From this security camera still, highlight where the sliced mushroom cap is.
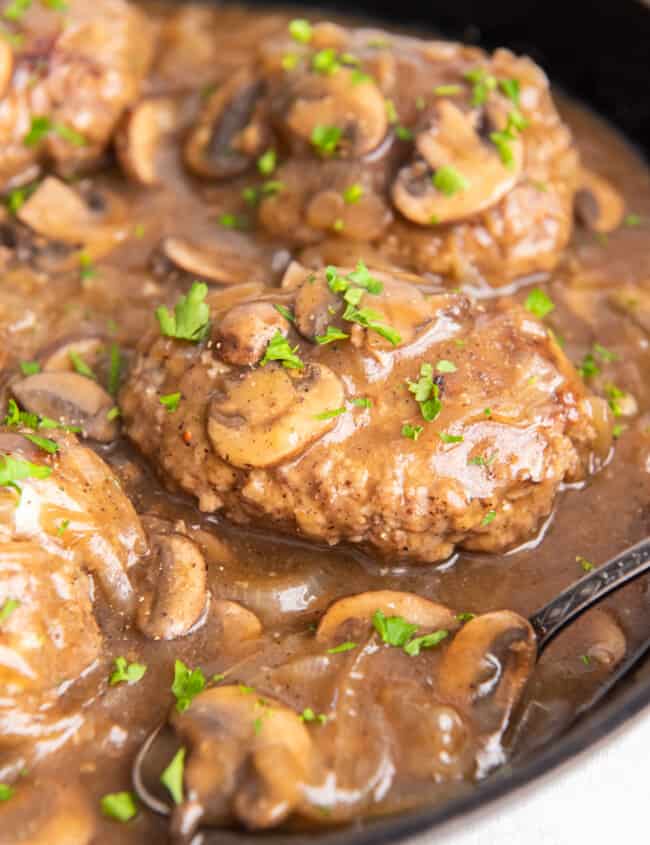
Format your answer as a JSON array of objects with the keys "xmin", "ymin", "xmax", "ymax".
[
  {"xmin": 214, "ymin": 302, "xmax": 288, "ymax": 366},
  {"xmin": 207, "ymin": 363, "xmax": 344, "ymax": 469},
  {"xmin": 608, "ymin": 283, "xmax": 650, "ymax": 334},
  {"xmin": 213, "ymin": 599, "xmax": 263, "ymax": 646},
  {"xmin": 0, "ymin": 39, "xmax": 13, "ymax": 101},
  {"xmin": 0, "ymin": 781, "xmax": 96, "ymax": 845},
  {"xmin": 392, "ymin": 99, "xmax": 523, "ymax": 225},
  {"xmin": 116, "ymin": 97, "xmax": 180, "ymax": 186},
  {"xmin": 293, "ymin": 274, "xmax": 340, "ymax": 341},
  {"xmin": 161, "ymin": 235, "xmax": 267, "ymax": 286},
  {"xmin": 11, "ymin": 372, "xmax": 118, "ymax": 442},
  {"xmin": 574, "ymin": 168, "xmax": 625, "ymax": 233},
  {"xmin": 38, "ymin": 336, "xmax": 106, "ymax": 373},
  {"xmin": 283, "ymin": 68, "xmax": 388, "ymax": 158},
  {"xmin": 169, "ymin": 686, "xmax": 315, "ymax": 833},
  {"xmin": 184, "ymin": 69, "xmax": 269, "ymax": 179},
  {"xmin": 437, "ymin": 611, "xmax": 536, "ymax": 738},
  {"xmin": 317, "ymin": 590, "xmax": 459, "ymax": 642},
  {"xmin": 137, "ymin": 533, "xmax": 208, "ymax": 641}
]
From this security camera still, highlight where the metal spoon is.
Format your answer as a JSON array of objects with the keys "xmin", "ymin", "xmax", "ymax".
[{"xmin": 132, "ymin": 537, "xmax": 650, "ymax": 816}]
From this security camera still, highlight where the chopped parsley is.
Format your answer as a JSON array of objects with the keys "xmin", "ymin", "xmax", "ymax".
[
  {"xmin": 5, "ymin": 182, "xmax": 38, "ymax": 215},
  {"xmin": 343, "ymin": 183, "xmax": 364, "ymax": 204},
  {"xmin": 160, "ymin": 747, "xmax": 185, "ymax": 805},
  {"xmin": 343, "ymin": 304, "xmax": 401, "ymax": 345},
  {"xmin": 69, "ymin": 350, "xmax": 96, "ymax": 380},
  {"xmin": 159, "ymin": 392, "xmax": 181, "ymax": 413},
  {"xmin": 100, "ymin": 792, "xmax": 138, "ymax": 823},
  {"xmin": 407, "ymin": 363, "xmax": 442, "ymax": 422},
  {"xmin": 332, "ymin": 218, "xmax": 344, "ymax": 232},
  {"xmin": 481, "ymin": 509, "xmax": 497, "ymax": 526},
  {"xmin": 109, "ymin": 657, "xmax": 147, "ymax": 686},
  {"xmin": 456, "ymin": 612, "xmax": 476, "ymax": 623},
  {"xmin": 468, "ymin": 453, "xmax": 496, "ymax": 467},
  {"xmin": 171, "ymin": 660, "xmax": 205, "ymax": 713},
  {"xmin": 0, "ymin": 455, "xmax": 52, "ymax": 489},
  {"xmin": 464, "ymin": 67, "xmax": 497, "ymax": 106},
  {"xmin": 300, "ymin": 707, "xmax": 328, "ymax": 724},
  {"xmin": 108, "ymin": 343, "xmax": 122, "ymax": 396},
  {"xmin": 288, "ymin": 18, "xmax": 312, "ymax": 43},
  {"xmin": 156, "ymin": 282, "xmax": 210, "ymax": 343},
  {"xmin": 372, "ymin": 610, "xmax": 418, "ymax": 647},
  {"xmin": 385, "ymin": 98, "xmax": 398, "ymax": 123},
  {"xmin": 436, "ymin": 359, "xmax": 457, "ymax": 373},
  {"xmin": 315, "ymin": 325, "xmax": 349, "ymax": 345},
  {"xmin": 499, "ymin": 78, "xmax": 521, "ymax": 106},
  {"xmin": 613, "ymin": 423, "xmax": 625, "ymax": 439},
  {"xmin": 23, "ymin": 433, "xmax": 58, "ymax": 453},
  {"xmin": 218, "ymin": 212, "xmax": 247, "ymax": 229},
  {"xmin": 260, "ymin": 330, "xmax": 304, "ymax": 369},
  {"xmin": 577, "ymin": 556, "xmax": 594, "ymax": 573},
  {"xmin": 106, "ymin": 406, "xmax": 120, "ymax": 422},
  {"xmin": 402, "ymin": 423, "xmax": 423, "ymax": 441},
  {"xmin": 274, "ymin": 304, "xmax": 295, "ymax": 323},
  {"xmin": 326, "ymin": 641, "xmax": 357, "ymax": 654},
  {"xmin": 604, "ymin": 383, "xmax": 626, "ymax": 417},
  {"xmin": 56, "ymin": 518, "xmax": 69, "ymax": 536},
  {"xmin": 3, "ymin": 0, "xmax": 31, "ymax": 21},
  {"xmin": 403, "ymin": 629, "xmax": 448, "ymax": 656},
  {"xmin": 524, "ymin": 288, "xmax": 555, "ymax": 319},
  {"xmin": 593, "ymin": 342, "xmax": 618, "ymax": 362},
  {"xmin": 484, "ymin": 408, "xmax": 492, "ymax": 417},
  {"xmin": 19, "ymin": 360, "xmax": 40, "ymax": 375},
  {"xmin": 282, "ymin": 53, "xmax": 299, "ymax": 71},
  {"xmin": 314, "ymin": 406, "xmax": 346, "ymax": 420},
  {"xmin": 351, "ymin": 397, "xmax": 372, "ymax": 408},
  {"xmin": 0, "ymin": 598, "xmax": 20, "ymax": 624},
  {"xmin": 23, "ymin": 116, "xmax": 86, "ymax": 147},
  {"xmin": 577, "ymin": 353, "xmax": 599, "ymax": 379},
  {"xmin": 0, "ymin": 784, "xmax": 14, "ymax": 802},
  {"xmin": 78, "ymin": 251, "xmax": 95, "ymax": 281},
  {"xmin": 311, "ymin": 48, "xmax": 340, "ymax": 75},
  {"xmin": 395, "ymin": 125, "xmax": 414, "ymax": 141},
  {"xmin": 433, "ymin": 165, "xmax": 469, "ymax": 196},
  {"xmin": 433, "ymin": 84, "xmax": 463, "ymax": 96},
  {"xmin": 624, "ymin": 213, "xmax": 642, "ymax": 227},
  {"xmin": 439, "ymin": 432, "xmax": 463, "ymax": 443},
  {"xmin": 581, "ymin": 654, "xmax": 591, "ymax": 666},
  {"xmin": 257, "ymin": 149, "xmax": 276, "ymax": 175},
  {"xmin": 311, "ymin": 124, "xmax": 342, "ymax": 157}
]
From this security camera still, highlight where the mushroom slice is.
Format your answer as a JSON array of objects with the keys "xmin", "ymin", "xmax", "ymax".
[
  {"xmin": 213, "ymin": 599, "xmax": 263, "ymax": 645},
  {"xmin": 169, "ymin": 686, "xmax": 315, "ymax": 833},
  {"xmin": 116, "ymin": 97, "xmax": 180, "ymax": 186},
  {"xmin": 184, "ymin": 69, "xmax": 269, "ymax": 179},
  {"xmin": 207, "ymin": 363, "xmax": 344, "ymax": 469},
  {"xmin": 161, "ymin": 236, "xmax": 267, "ymax": 286},
  {"xmin": 317, "ymin": 590, "xmax": 459, "ymax": 642},
  {"xmin": 0, "ymin": 39, "xmax": 13, "ymax": 101},
  {"xmin": 284, "ymin": 68, "xmax": 388, "ymax": 158},
  {"xmin": 437, "ymin": 611, "xmax": 536, "ymax": 740},
  {"xmin": 392, "ymin": 99, "xmax": 523, "ymax": 225},
  {"xmin": 608, "ymin": 282, "xmax": 650, "ymax": 334},
  {"xmin": 137, "ymin": 533, "xmax": 208, "ymax": 641},
  {"xmin": 293, "ymin": 274, "xmax": 340, "ymax": 341},
  {"xmin": 39, "ymin": 336, "xmax": 106, "ymax": 373},
  {"xmin": 574, "ymin": 168, "xmax": 625, "ymax": 233},
  {"xmin": 0, "ymin": 781, "xmax": 96, "ymax": 845},
  {"xmin": 215, "ymin": 302, "xmax": 288, "ymax": 366},
  {"xmin": 11, "ymin": 372, "xmax": 118, "ymax": 442}
]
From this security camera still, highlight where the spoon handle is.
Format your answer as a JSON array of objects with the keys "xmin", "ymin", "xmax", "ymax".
[{"xmin": 529, "ymin": 537, "xmax": 650, "ymax": 652}]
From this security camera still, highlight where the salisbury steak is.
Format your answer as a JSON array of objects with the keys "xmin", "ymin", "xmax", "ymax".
[{"xmin": 121, "ymin": 265, "xmax": 612, "ymax": 562}]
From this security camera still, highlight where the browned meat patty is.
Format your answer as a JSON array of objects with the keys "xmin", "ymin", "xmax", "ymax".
[
  {"xmin": 0, "ymin": 0, "xmax": 155, "ymax": 190},
  {"xmin": 121, "ymin": 264, "xmax": 613, "ymax": 563},
  {"xmin": 179, "ymin": 21, "xmax": 582, "ymax": 287}
]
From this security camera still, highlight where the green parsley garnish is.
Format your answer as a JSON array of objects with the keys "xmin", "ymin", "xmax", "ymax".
[
  {"xmin": 311, "ymin": 124, "xmax": 342, "ymax": 157},
  {"xmin": 456, "ymin": 612, "xmax": 476, "ymax": 623},
  {"xmin": 282, "ymin": 53, "xmax": 299, "ymax": 71},
  {"xmin": 433, "ymin": 84, "xmax": 463, "ymax": 96},
  {"xmin": 133, "ymin": 223, "xmax": 145, "ymax": 238},
  {"xmin": 218, "ymin": 212, "xmax": 247, "ymax": 229},
  {"xmin": 433, "ymin": 165, "xmax": 469, "ymax": 196},
  {"xmin": 78, "ymin": 251, "xmax": 95, "ymax": 281},
  {"xmin": 300, "ymin": 707, "xmax": 328, "ymax": 724},
  {"xmin": 171, "ymin": 660, "xmax": 205, "ymax": 713},
  {"xmin": 343, "ymin": 304, "xmax": 401, "ymax": 345},
  {"xmin": 0, "ymin": 784, "xmax": 14, "ymax": 802},
  {"xmin": 468, "ymin": 453, "xmax": 496, "ymax": 467},
  {"xmin": 108, "ymin": 343, "xmax": 122, "ymax": 396},
  {"xmin": 315, "ymin": 325, "xmax": 349, "ymax": 345},
  {"xmin": 288, "ymin": 18, "xmax": 312, "ymax": 43},
  {"xmin": 0, "ymin": 455, "xmax": 52, "ymax": 489},
  {"xmin": 604, "ymin": 383, "xmax": 626, "ymax": 417},
  {"xmin": 109, "ymin": 657, "xmax": 147, "ymax": 686},
  {"xmin": 372, "ymin": 610, "xmax": 418, "ymax": 647},
  {"xmin": 23, "ymin": 116, "xmax": 86, "ymax": 147},
  {"xmin": 439, "ymin": 432, "xmax": 463, "ymax": 443},
  {"xmin": 481, "ymin": 509, "xmax": 497, "ymax": 526},
  {"xmin": 402, "ymin": 423, "xmax": 423, "ymax": 441},
  {"xmin": 156, "ymin": 282, "xmax": 210, "ymax": 343},
  {"xmin": 56, "ymin": 518, "xmax": 69, "ymax": 536},
  {"xmin": 19, "ymin": 360, "xmax": 40, "ymax": 375},
  {"xmin": 106, "ymin": 406, "xmax": 120, "ymax": 422},
  {"xmin": 314, "ymin": 407, "xmax": 346, "ymax": 420},
  {"xmin": 577, "ymin": 353, "xmax": 599, "ymax": 379},
  {"xmin": 499, "ymin": 78, "xmax": 521, "ymax": 106},
  {"xmin": 0, "ymin": 598, "xmax": 20, "ymax": 624},
  {"xmin": 274, "ymin": 304, "xmax": 295, "ymax": 323},
  {"xmin": 385, "ymin": 98, "xmax": 398, "ymax": 123},
  {"xmin": 581, "ymin": 654, "xmax": 591, "ymax": 666},
  {"xmin": 312, "ymin": 48, "xmax": 340, "ymax": 75},
  {"xmin": 624, "ymin": 213, "xmax": 642, "ymax": 227},
  {"xmin": 577, "ymin": 556, "xmax": 594, "ymax": 573},
  {"xmin": 160, "ymin": 747, "xmax": 185, "ymax": 805},
  {"xmin": 52, "ymin": 122, "xmax": 86, "ymax": 146},
  {"xmin": 343, "ymin": 183, "xmax": 364, "ymax": 204},
  {"xmin": 395, "ymin": 125, "xmax": 414, "ymax": 141},
  {"xmin": 326, "ymin": 641, "xmax": 357, "ymax": 654},
  {"xmin": 159, "ymin": 392, "xmax": 181, "ymax": 413},
  {"xmin": 69, "ymin": 350, "xmax": 96, "ymax": 380},
  {"xmin": 524, "ymin": 288, "xmax": 555, "ymax": 319},
  {"xmin": 612, "ymin": 424, "xmax": 625, "ymax": 439},
  {"xmin": 484, "ymin": 408, "xmax": 492, "ymax": 417},
  {"xmin": 100, "ymin": 792, "xmax": 138, "ymax": 823},
  {"xmin": 351, "ymin": 397, "xmax": 372, "ymax": 408},
  {"xmin": 464, "ymin": 67, "xmax": 497, "ymax": 106},
  {"xmin": 403, "ymin": 629, "xmax": 448, "ymax": 656},
  {"xmin": 436, "ymin": 359, "xmax": 457, "ymax": 373},
  {"xmin": 257, "ymin": 149, "xmax": 276, "ymax": 175},
  {"xmin": 23, "ymin": 433, "xmax": 58, "ymax": 454},
  {"xmin": 260, "ymin": 330, "xmax": 303, "ymax": 369},
  {"xmin": 3, "ymin": 0, "xmax": 31, "ymax": 21},
  {"xmin": 407, "ymin": 363, "xmax": 442, "ymax": 422}
]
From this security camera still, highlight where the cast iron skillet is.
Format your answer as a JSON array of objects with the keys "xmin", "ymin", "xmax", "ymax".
[{"xmin": 187, "ymin": 0, "xmax": 650, "ymax": 840}]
